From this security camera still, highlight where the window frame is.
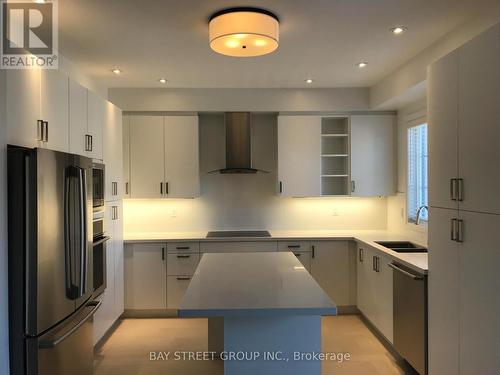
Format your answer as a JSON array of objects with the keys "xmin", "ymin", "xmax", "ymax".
[{"xmin": 406, "ymin": 122, "xmax": 428, "ymax": 225}]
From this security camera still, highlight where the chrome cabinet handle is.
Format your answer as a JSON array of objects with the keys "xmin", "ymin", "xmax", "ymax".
[
  {"xmin": 351, "ymin": 180, "xmax": 356, "ymax": 193},
  {"xmin": 450, "ymin": 218, "xmax": 456, "ymax": 241},
  {"xmin": 176, "ymin": 277, "xmax": 191, "ymax": 281},
  {"xmin": 359, "ymin": 248, "xmax": 363, "ymax": 262},
  {"xmin": 293, "ymin": 253, "xmax": 302, "ymax": 257},
  {"xmin": 37, "ymin": 120, "xmax": 44, "ymax": 141},
  {"xmin": 450, "ymin": 179, "xmax": 457, "ymax": 201},
  {"xmin": 176, "ymin": 255, "xmax": 190, "ymax": 259},
  {"xmin": 43, "ymin": 121, "xmax": 49, "ymax": 142},
  {"xmin": 456, "ymin": 219, "xmax": 464, "ymax": 242},
  {"xmin": 125, "ymin": 182, "xmax": 129, "ymax": 195},
  {"xmin": 387, "ymin": 263, "xmax": 423, "ymax": 280},
  {"xmin": 457, "ymin": 178, "xmax": 463, "ymax": 202},
  {"xmin": 112, "ymin": 182, "xmax": 118, "ymax": 196}
]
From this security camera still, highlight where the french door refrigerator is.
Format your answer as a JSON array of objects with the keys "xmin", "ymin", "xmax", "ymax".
[{"xmin": 8, "ymin": 146, "xmax": 101, "ymax": 375}]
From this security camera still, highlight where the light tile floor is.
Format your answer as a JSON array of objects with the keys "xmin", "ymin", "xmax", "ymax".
[{"xmin": 94, "ymin": 315, "xmax": 416, "ymax": 375}]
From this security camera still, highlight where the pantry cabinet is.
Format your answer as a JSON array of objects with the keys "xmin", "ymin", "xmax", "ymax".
[
  {"xmin": 356, "ymin": 244, "xmax": 393, "ymax": 343},
  {"xmin": 350, "ymin": 115, "xmax": 395, "ymax": 196},
  {"xmin": 128, "ymin": 115, "xmax": 199, "ymax": 198},
  {"xmin": 103, "ymin": 102, "xmax": 123, "ymax": 201},
  {"xmin": 124, "ymin": 242, "xmax": 167, "ymax": 309},
  {"xmin": 69, "ymin": 79, "xmax": 88, "ymax": 155}
]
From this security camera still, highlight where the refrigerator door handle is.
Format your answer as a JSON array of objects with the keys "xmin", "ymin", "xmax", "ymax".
[
  {"xmin": 64, "ymin": 170, "xmax": 74, "ymax": 298},
  {"xmin": 78, "ymin": 168, "xmax": 88, "ymax": 297},
  {"xmin": 38, "ymin": 301, "xmax": 101, "ymax": 349}
]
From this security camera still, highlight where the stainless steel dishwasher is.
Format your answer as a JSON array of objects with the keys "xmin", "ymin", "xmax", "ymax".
[{"xmin": 388, "ymin": 262, "xmax": 428, "ymax": 375}]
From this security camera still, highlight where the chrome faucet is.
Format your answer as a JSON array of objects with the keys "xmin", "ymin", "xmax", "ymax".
[{"xmin": 415, "ymin": 205, "xmax": 428, "ymax": 225}]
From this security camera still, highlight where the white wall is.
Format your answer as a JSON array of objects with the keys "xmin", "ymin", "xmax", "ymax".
[
  {"xmin": 109, "ymin": 88, "xmax": 369, "ymax": 112},
  {"xmin": 0, "ymin": 69, "xmax": 9, "ymax": 374},
  {"xmin": 124, "ymin": 113, "xmax": 387, "ymax": 233},
  {"xmin": 370, "ymin": 12, "xmax": 500, "ymax": 109},
  {"xmin": 386, "ymin": 101, "xmax": 428, "ymax": 245}
]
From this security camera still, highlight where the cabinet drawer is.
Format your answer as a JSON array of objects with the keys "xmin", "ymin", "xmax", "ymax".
[
  {"xmin": 167, "ymin": 242, "xmax": 200, "ymax": 254},
  {"xmin": 167, "ymin": 276, "xmax": 192, "ymax": 309},
  {"xmin": 167, "ymin": 253, "xmax": 200, "ymax": 276},
  {"xmin": 289, "ymin": 251, "xmax": 311, "ymax": 272},
  {"xmin": 200, "ymin": 241, "xmax": 277, "ymax": 253},
  {"xmin": 277, "ymin": 241, "xmax": 311, "ymax": 252}
]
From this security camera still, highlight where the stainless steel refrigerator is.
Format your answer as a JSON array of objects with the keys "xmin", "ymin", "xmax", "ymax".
[{"xmin": 8, "ymin": 147, "xmax": 101, "ymax": 375}]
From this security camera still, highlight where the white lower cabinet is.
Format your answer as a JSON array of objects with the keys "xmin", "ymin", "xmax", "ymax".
[
  {"xmin": 167, "ymin": 276, "xmax": 192, "ymax": 309},
  {"xmin": 310, "ymin": 241, "xmax": 351, "ymax": 306},
  {"xmin": 124, "ymin": 242, "xmax": 167, "ymax": 309},
  {"xmin": 200, "ymin": 241, "xmax": 277, "ymax": 253},
  {"xmin": 356, "ymin": 244, "xmax": 393, "ymax": 343},
  {"xmin": 167, "ymin": 253, "xmax": 200, "ymax": 275}
]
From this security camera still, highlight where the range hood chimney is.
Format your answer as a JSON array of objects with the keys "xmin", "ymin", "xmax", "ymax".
[{"xmin": 210, "ymin": 112, "xmax": 268, "ymax": 174}]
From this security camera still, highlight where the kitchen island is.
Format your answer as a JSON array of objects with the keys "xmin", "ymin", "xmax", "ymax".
[{"xmin": 178, "ymin": 252, "xmax": 337, "ymax": 375}]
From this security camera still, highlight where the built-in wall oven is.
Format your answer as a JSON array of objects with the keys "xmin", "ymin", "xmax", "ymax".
[
  {"xmin": 93, "ymin": 213, "xmax": 110, "ymax": 297},
  {"xmin": 92, "ymin": 162, "xmax": 105, "ymax": 213}
]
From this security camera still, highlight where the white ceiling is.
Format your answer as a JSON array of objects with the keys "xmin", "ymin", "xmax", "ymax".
[{"xmin": 59, "ymin": 0, "xmax": 498, "ymax": 88}]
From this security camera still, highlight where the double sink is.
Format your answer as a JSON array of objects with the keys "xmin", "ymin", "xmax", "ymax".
[{"xmin": 375, "ymin": 241, "xmax": 427, "ymax": 253}]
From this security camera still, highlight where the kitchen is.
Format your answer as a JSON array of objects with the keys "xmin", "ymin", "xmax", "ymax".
[{"xmin": 0, "ymin": 1, "xmax": 499, "ymax": 375}]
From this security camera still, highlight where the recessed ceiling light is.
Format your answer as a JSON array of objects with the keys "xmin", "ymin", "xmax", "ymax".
[
  {"xmin": 158, "ymin": 78, "xmax": 167, "ymax": 84},
  {"xmin": 390, "ymin": 26, "xmax": 407, "ymax": 35},
  {"xmin": 305, "ymin": 78, "xmax": 314, "ymax": 84},
  {"xmin": 356, "ymin": 62, "xmax": 368, "ymax": 68},
  {"xmin": 111, "ymin": 68, "xmax": 122, "ymax": 75},
  {"xmin": 33, "ymin": 0, "xmax": 46, "ymax": 3}
]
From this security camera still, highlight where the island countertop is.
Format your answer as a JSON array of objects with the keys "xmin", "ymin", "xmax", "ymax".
[{"xmin": 178, "ymin": 252, "xmax": 337, "ymax": 318}]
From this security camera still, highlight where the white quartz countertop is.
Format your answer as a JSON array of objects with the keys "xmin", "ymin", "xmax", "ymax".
[
  {"xmin": 124, "ymin": 230, "xmax": 428, "ymax": 273},
  {"xmin": 178, "ymin": 252, "xmax": 338, "ymax": 317}
]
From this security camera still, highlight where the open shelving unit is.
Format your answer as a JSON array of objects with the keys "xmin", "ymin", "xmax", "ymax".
[{"xmin": 321, "ymin": 117, "xmax": 350, "ymax": 196}]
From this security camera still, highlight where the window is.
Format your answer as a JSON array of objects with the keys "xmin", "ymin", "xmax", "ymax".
[{"xmin": 407, "ymin": 123, "xmax": 428, "ymax": 223}]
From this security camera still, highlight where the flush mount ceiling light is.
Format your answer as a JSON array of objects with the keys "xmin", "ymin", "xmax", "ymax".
[
  {"xmin": 356, "ymin": 62, "xmax": 368, "ymax": 68},
  {"xmin": 158, "ymin": 78, "xmax": 167, "ymax": 84},
  {"xmin": 305, "ymin": 78, "xmax": 314, "ymax": 84},
  {"xmin": 208, "ymin": 7, "xmax": 279, "ymax": 57},
  {"xmin": 111, "ymin": 68, "xmax": 122, "ymax": 75},
  {"xmin": 390, "ymin": 26, "xmax": 407, "ymax": 35}
]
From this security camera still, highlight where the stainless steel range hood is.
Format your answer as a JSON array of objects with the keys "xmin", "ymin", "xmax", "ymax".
[{"xmin": 209, "ymin": 112, "xmax": 269, "ymax": 174}]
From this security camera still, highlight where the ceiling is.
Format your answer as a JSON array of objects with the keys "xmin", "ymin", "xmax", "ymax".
[{"xmin": 59, "ymin": 0, "xmax": 498, "ymax": 88}]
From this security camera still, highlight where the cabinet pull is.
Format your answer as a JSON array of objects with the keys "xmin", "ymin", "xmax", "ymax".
[
  {"xmin": 359, "ymin": 248, "xmax": 363, "ymax": 262},
  {"xmin": 165, "ymin": 182, "xmax": 169, "ymax": 195},
  {"xmin": 125, "ymin": 182, "xmax": 129, "ymax": 195},
  {"xmin": 457, "ymin": 178, "xmax": 463, "ymax": 202},
  {"xmin": 450, "ymin": 179, "xmax": 457, "ymax": 201},
  {"xmin": 293, "ymin": 253, "xmax": 301, "ymax": 257},
  {"xmin": 351, "ymin": 180, "xmax": 356, "ymax": 193},
  {"xmin": 451, "ymin": 218, "xmax": 458, "ymax": 241},
  {"xmin": 161, "ymin": 247, "xmax": 165, "ymax": 261},
  {"xmin": 43, "ymin": 121, "xmax": 48, "ymax": 142},
  {"xmin": 111, "ymin": 206, "xmax": 118, "ymax": 220},
  {"xmin": 176, "ymin": 246, "xmax": 190, "ymax": 250},
  {"xmin": 456, "ymin": 219, "xmax": 464, "ymax": 243},
  {"xmin": 287, "ymin": 245, "xmax": 301, "ymax": 249},
  {"xmin": 279, "ymin": 181, "xmax": 283, "ymax": 194},
  {"xmin": 89, "ymin": 135, "xmax": 93, "ymax": 151},
  {"xmin": 373, "ymin": 256, "xmax": 380, "ymax": 272},
  {"xmin": 311, "ymin": 245, "xmax": 315, "ymax": 259},
  {"xmin": 160, "ymin": 182, "xmax": 163, "ymax": 195},
  {"xmin": 176, "ymin": 277, "xmax": 191, "ymax": 281},
  {"xmin": 176, "ymin": 255, "xmax": 191, "ymax": 259},
  {"xmin": 37, "ymin": 120, "xmax": 44, "ymax": 141}
]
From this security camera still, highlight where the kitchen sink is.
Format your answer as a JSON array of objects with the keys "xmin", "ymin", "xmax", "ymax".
[{"xmin": 375, "ymin": 241, "xmax": 427, "ymax": 253}]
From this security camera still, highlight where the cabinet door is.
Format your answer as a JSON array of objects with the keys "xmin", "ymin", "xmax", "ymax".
[
  {"xmin": 87, "ymin": 90, "xmax": 104, "ymax": 160},
  {"xmin": 428, "ymin": 50, "xmax": 459, "ymax": 210},
  {"xmin": 459, "ymin": 211, "xmax": 500, "ymax": 374},
  {"xmin": 167, "ymin": 276, "xmax": 191, "ymax": 309},
  {"xmin": 311, "ymin": 241, "xmax": 350, "ymax": 306},
  {"xmin": 122, "ymin": 116, "xmax": 131, "ymax": 198},
  {"xmin": 68, "ymin": 79, "xmax": 88, "ymax": 156},
  {"xmin": 6, "ymin": 69, "xmax": 42, "ymax": 148},
  {"xmin": 373, "ymin": 253, "xmax": 393, "ymax": 343},
  {"xmin": 103, "ymin": 102, "xmax": 123, "ymax": 201},
  {"xmin": 124, "ymin": 243, "xmax": 166, "ymax": 309},
  {"xmin": 350, "ymin": 115, "xmax": 395, "ymax": 196},
  {"xmin": 40, "ymin": 70, "xmax": 69, "ymax": 152},
  {"xmin": 200, "ymin": 241, "xmax": 277, "ymax": 253},
  {"xmin": 112, "ymin": 201, "xmax": 124, "ymax": 319},
  {"xmin": 458, "ymin": 24, "xmax": 500, "ymax": 215},
  {"xmin": 129, "ymin": 116, "xmax": 165, "ymax": 198},
  {"xmin": 357, "ymin": 246, "xmax": 376, "ymax": 321},
  {"xmin": 277, "ymin": 116, "xmax": 321, "ymax": 197},
  {"xmin": 164, "ymin": 116, "xmax": 200, "ymax": 198},
  {"xmin": 428, "ymin": 207, "xmax": 459, "ymax": 375}
]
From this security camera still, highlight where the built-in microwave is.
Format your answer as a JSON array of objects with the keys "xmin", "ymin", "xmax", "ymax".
[
  {"xmin": 93, "ymin": 214, "xmax": 110, "ymax": 297},
  {"xmin": 92, "ymin": 162, "xmax": 105, "ymax": 213}
]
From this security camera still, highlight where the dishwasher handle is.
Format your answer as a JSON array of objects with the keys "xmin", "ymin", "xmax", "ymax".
[{"xmin": 388, "ymin": 263, "xmax": 423, "ymax": 280}]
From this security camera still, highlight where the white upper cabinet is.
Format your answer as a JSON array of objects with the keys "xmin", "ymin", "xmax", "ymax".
[
  {"xmin": 40, "ymin": 70, "xmax": 69, "ymax": 152},
  {"xmin": 122, "ymin": 116, "xmax": 131, "ymax": 198},
  {"xmin": 103, "ymin": 102, "xmax": 123, "ymax": 201},
  {"xmin": 164, "ymin": 116, "xmax": 200, "ymax": 198},
  {"xmin": 129, "ymin": 116, "xmax": 165, "ymax": 198},
  {"xmin": 277, "ymin": 115, "xmax": 321, "ymax": 197},
  {"xmin": 69, "ymin": 79, "xmax": 88, "ymax": 156},
  {"xmin": 428, "ymin": 50, "xmax": 459, "ymax": 210},
  {"xmin": 457, "ymin": 25, "xmax": 500, "ymax": 214},
  {"xmin": 7, "ymin": 69, "xmax": 69, "ymax": 152},
  {"xmin": 350, "ymin": 115, "xmax": 395, "ymax": 196},
  {"xmin": 87, "ymin": 90, "xmax": 104, "ymax": 160},
  {"xmin": 6, "ymin": 69, "xmax": 42, "ymax": 149},
  {"xmin": 128, "ymin": 115, "xmax": 200, "ymax": 199}
]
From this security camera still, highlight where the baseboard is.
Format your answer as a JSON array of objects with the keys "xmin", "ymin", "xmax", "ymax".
[
  {"xmin": 121, "ymin": 309, "xmax": 179, "ymax": 318},
  {"xmin": 336, "ymin": 305, "xmax": 359, "ymax": 315},
  {"xmin": 94, "ymin": 318, "xmax": 122, "ymax": 352}
]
